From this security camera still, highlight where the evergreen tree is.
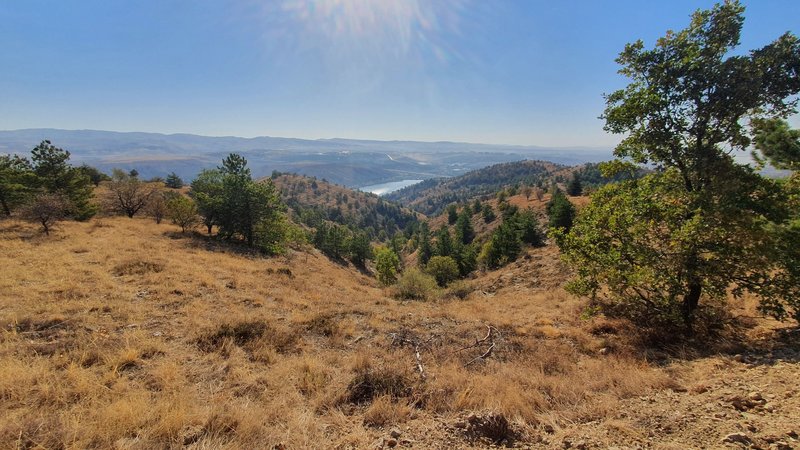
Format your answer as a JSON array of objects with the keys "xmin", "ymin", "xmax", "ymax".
[
  {"xmin": 0, "ymin": 154, "xmax": 34, "ymax": 216},
  {"xmin": 349, "ymin": 231, "xmax": 373, "ymax": 267},
  {"xmin": 547, "ymin": 189, "xmax": 576, "ymax": 232},
  {"xmin": 30, "ymin": 140, "xmax": 96, "ymax": 220},
  {"xmin": 566, "ymin": 174, "xmax": 583, "ymax": 196},
  {"xmin": 454, "ymin": 209, "xmax": 475, "ymax": 244},
  {"xmin": 417, "ymin": 222, "xmax": 433, "ymax": 266},
  {"xmin": 482, "ymin": 204, "xmax": 496, "ymax": 223},
  {"xmin": 435, "ymin": 225, "xmax": 453, "ymax": 257},
  {"xmin": 165, "ymin": 172, "xmax": 184, "ymax": 189},
  {"xmin": 446, "ymin": 204, "xmax": 459, "ymax": 225}
]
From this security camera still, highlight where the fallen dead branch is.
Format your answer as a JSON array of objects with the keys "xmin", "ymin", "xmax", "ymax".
[
  {"xmin": 460, "ymin": 325, "xmax": 500, "ymax": 367},
  {"xmin": 389, "ymin": 332, "xmax": 436, "ymax": 381}
]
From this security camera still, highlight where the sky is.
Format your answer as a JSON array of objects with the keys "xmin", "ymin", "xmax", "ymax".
[{"xmin": 1, "ymin": 0, "xmax": 798, "ymax": 147}]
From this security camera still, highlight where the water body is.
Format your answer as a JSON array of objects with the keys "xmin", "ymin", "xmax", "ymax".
[{"xmin": 360, "ymin": 179, "xmax": 424, "ymax": 196}]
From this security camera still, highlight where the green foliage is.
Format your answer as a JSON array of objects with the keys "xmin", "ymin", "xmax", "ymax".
[
  {"xmin": 187, "ymin": 154, "xmax": 289, "ymax": 253},
  {"xmin": 215, "ymin": 154, "xmax": 286, "ymax": 248},
  {"xmin": 349, "ymin": 231, "xmax": 373, "ymax": 267},
  {"xmin": 454, "ymin": 209, "xmax": 475, "ymax": 244},
  {"xmin": 77, "ymin": 164, "xmax": 109, "ymax": 187},
  {"xmin": 472, "ymin": 199, "xmax": 482, "ymax": 215},
  {"xmin": 393, "ymin": 268, "xmax": 437, "ymax": 300},
  {"xmin": 546, "ymin": 189, "xmax": 575, "ymax": 232},
  {"xmin": 556, "ymin": 168, "xmax": 791, "ymax": 328},
  {"xmin": 425, "ymin": 255, "xmax": 460, "ymax": 287},
  {"xmin": 566, "ymin": 174, "xmax": 583, "ymax": 196},
  {"xmin": 435, "ymin": 225, "xmax": 453, "ymax": 257},
  {"xmin": 190, "ymin": 169, "xmax": 224, "ymax": 234},
  {"xmin": 167, "ymin": 195, "xmax": 199, "ymax": 233},
  {"xmin": 752, "ymin": 118, "xmax": 800, "ymax": 171},
  {"xmin": 29, "ymin": 140, "xmax": 96, "ymax": 220},
  {"xmin": 482, "ymin": 204, "xmax": 496, "ymax": 223},
  {"xmin": 451, "ymin": 240, "xmax": 478, "ymax": 277},
  {"xmin": 374, "ymin": 246, "xmax": 400, "ymax": 286},
  {"xmin": 314, "ymin": 221, "xmax": 351, "ymax": 259},
  {"xmin": 479, "ymin": 219, "xmax": 522, "ymax": 269},
  {"xmin": 416, "ymin": 222, "xmax": 433, "ymax": 266},
  {"xmin": 385, "ymin": 160, "xmax": 558, "ymax": 216},
  {"xmin": 568, "ymin": 1, "xmax": 800, "ymax": 328},
  {"xmin": 512, "ymin": 208, "xmax": 545, "ymax": 247},
  {"xmin": 165, "ymin": 172, "xmax": 184, "ymax": 189},
  {"xmin": 446, "ymin": 204, "xmax": 459, "ymax": 225},
  {"xmin": 0, "ymin": 154, "xmax": 34, "ymax": 216}
]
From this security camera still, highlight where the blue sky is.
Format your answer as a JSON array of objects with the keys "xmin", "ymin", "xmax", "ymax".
[{"xmin": 1, "ymin": 0, "xmax": 798, "ymax": 147}]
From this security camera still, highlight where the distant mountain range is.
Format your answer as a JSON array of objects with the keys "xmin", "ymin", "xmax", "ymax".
[{"xmin": 0, "ymin": 129, "xmax": 613, "ymax": 187}]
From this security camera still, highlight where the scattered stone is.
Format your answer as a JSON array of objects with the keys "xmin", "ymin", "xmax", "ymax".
[
  {"xmin": 386, "ymin": 438, "xmax": 398, "ymax": 448},
  {"xmin": 748, "ymin": 392, "xmax": 764, "ymax": 402},
  {"xmin": 787, "ymin": 431, "xmax": 799, "ymax": 439},
  {"xmin": 733, "ymin": 354, "xmax": 746, "ymax": 363},
  {"xmin": 390, "ymin": 428, "xmax": 402, "ymax": 439},
  {"xmin": 544, "ymin": 424, "xmax": 555, "ymax": 434},
  {"xmin": 722, "ymin": 433, "xmax": 752, "ymax": 445},
  {"xmin": 599, "ymin": 347, "xmax": 610, "ymax": 355}
]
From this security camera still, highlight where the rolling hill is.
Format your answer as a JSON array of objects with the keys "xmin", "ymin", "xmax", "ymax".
[{"xmin": 0, "ymin": 129, "xmax": 612, "ymax": 187}]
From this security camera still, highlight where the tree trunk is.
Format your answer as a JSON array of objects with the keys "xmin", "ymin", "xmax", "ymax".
[
  {"xmin": 206, "ymin": 223, "xmax": 213, "ymax": 235},
  {"xmin": 682, "ymin": 281, "xmax": 702, "ymax": 332}
]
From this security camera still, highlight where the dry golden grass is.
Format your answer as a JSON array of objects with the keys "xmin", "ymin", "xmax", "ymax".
[{"xmin": 1, "ymin": 216, "xmax": 687, "ymax": 449}]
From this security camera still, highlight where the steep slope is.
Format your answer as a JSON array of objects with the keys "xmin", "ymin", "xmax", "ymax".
[
  {"xmin": 2, "ymin": 217, "xmax": 797, "ymax": 449},
  {"xmin": 271, "ymin": 172, "xmax": 420, "ymax": 238}
]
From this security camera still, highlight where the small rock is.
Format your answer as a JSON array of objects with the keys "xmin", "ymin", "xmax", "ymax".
[
  {"xmin": 734, "ymin": 354, "xmax": 746, "ymax": 363},
  {"xmin": 390, "ymin": 428, "xmax": 402, "ymax": 439},
  {"xmin": 788, "ymin": 431, "xmax": 799, "ymax": 439},
  {"xmin": 386, "ymin": 438, "xmax": 398, "ymax": 448},
  {"xmin": 599, "ymin": 347, "xmax": 610, "ymax": 355},
  {"xmin": 722, "ymin": 433, "xmax": 752, "ymax": 445},
  {"xmin": 745, "ymin": 424, "xmax": 758, "ymax": 433},
  {"xmin": 749, "ymin": 392, "xmax": 764, "ymax": 402},
  {"xmin": 544, "ymin": 424, "xmax": 555, "ymax": 434}
]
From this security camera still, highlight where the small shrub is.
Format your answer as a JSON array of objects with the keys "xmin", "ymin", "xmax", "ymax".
[
  {"xmin": 425, "ymin": 256, "xmax": 460, "ymax": 287},
  {"xmin": 345, "ymin": 368, "xmax": 413, "ymax": 405},
  {"xmin": 375, "ymin": 246, "xmax": 400, "ymax": 286},
  {"xmin": 445, "ymin": 280, "xmax": 474, "ymax": 300},
  {"xmin": 393, "ymin": 268, "xmax": 437, "ymax": 300},
  {"xmin": 197, "ymin": 321, "xmax": 267, "ymax": 352}
]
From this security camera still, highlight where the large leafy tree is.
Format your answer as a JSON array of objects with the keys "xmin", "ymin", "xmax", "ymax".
[
  {"xmin": 190, "ymin": 169, "xmax": 224, "ymax": 234},
  {"xmin": 556, "ymin": 1, "xmax": 800, "ymax": 328}
]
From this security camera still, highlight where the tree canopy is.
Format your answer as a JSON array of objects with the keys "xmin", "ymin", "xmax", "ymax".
[{"xmin": 557, "ymin": 1, "xmax": 800, "ymax": 329}]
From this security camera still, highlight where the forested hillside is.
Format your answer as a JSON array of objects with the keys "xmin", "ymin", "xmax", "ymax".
[
  {"xmin": 271, "ymin": 172, "xmax": 420, "ymax": 240},
  {"xmin": 385, "ymin": 160, "xmax": 563, "ymax": 215}
]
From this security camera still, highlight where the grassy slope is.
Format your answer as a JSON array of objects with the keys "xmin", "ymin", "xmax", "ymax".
[{"xmin": 1, "ymin": 217, "xmax": 798, "ymax": 449}]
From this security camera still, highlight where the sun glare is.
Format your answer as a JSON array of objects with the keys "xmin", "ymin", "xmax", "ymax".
[{"xmin": 277, "ymin": 0, "xmax": 470, "ymax": 63}]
